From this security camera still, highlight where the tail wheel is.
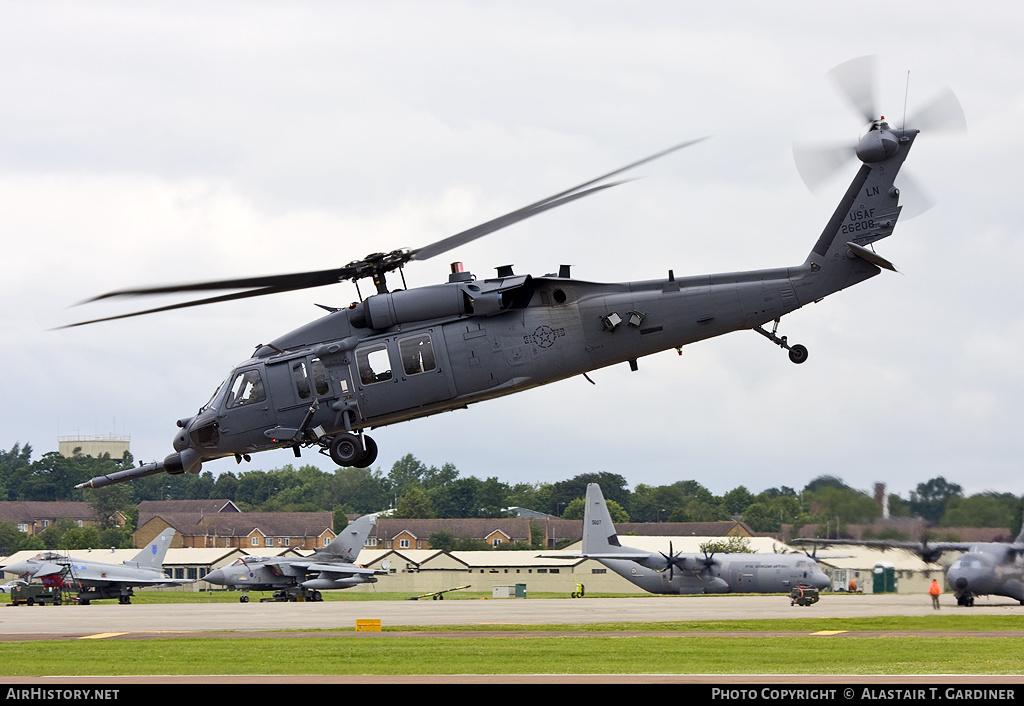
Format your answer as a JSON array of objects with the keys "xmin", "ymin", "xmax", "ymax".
[{"xmin": 788, "ymin": 344, "xmax": 809, "ymax": 364}]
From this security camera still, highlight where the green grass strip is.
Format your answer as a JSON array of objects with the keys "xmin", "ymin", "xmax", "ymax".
[{"xmin": 1, "ymin": 634, "xmax": 1021, "ymax": 677}]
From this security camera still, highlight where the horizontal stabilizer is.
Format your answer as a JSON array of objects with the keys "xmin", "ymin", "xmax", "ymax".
[{"xmin": 847, "ymin": 242, "xmax": 897, "ymax": 272}]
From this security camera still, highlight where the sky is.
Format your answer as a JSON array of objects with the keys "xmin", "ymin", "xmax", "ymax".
[{"xmin": 2, "ymin": 1, "xmax": 1023, "ymax": 499}]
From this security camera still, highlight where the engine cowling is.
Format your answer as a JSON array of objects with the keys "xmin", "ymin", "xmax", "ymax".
[{"xmin": 354, "ymin": 275, "xmax": 534, "ymax": 330}]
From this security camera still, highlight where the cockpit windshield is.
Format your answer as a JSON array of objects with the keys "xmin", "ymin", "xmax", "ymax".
[{"xmin": 200, "ymin": 376, "xmax": 230, "ymax": 413}]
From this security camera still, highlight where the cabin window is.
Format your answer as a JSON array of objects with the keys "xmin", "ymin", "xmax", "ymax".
[
  {"xmin": 292, "ymin": 358, "xmax": 329, "ymax": 399},
  {"xmin": 399, "ymin": 333, "xmax": 437, "ymax": 375},
  {"xmin": 356, "ymin": 345, "xmax": 392, "ymax": 385},
  {"xmin": 293, "ymin": 361, "xmax": 312, "ymax": 399},
  {"xmin": 311, "ymin": 358, "xmax": 329, "ymax": 395},
  {"xmin": 226, "ymin": 369, "xmax": 266, "ymax": 408}
]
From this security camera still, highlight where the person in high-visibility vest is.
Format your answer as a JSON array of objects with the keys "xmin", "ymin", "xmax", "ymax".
[{"xmin": 929, "ymin": 579, "xmax": 942, "ymax": 609}]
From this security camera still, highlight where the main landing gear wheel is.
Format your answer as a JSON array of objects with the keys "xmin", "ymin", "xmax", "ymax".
[{"xmin": 329, "ymin": 433, "xmax": 378, "ymax": 468}]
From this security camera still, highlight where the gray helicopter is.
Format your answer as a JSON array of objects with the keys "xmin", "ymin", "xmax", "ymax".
[
  {"xmin": 542, "ymin": 483, "xmax": 829, "ymax": 596},
  {"xmin": 0, "ymin": 528, "xmax": 189, "ymax": 604},
  {"xmin": 794, "ymin": 524, "xmax": 1024, "ymax": 607},
  {"xmin": 71, "ymin": 58, "xmax": 964, "ymax": 491},
  {"xmin": 202, "ymin": 514, "xmax": 385, "ymax": 602}
]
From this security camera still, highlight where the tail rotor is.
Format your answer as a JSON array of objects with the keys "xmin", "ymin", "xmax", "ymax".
[{"xmin": 793, "ymin": 55, "xmax": 966, "ymax": 213}]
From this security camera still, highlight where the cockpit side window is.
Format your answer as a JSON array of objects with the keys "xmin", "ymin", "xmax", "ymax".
[
  {"xmin": 226, "ymin": 369, "xmax": 266, "ymax": 408},
  {"xmin": 399, "ymin": 333, "xmax": 437, "ymax": 375},
  {"xmin": 356, "ymin": 345, "xmax": 392, "ymax": 385}
]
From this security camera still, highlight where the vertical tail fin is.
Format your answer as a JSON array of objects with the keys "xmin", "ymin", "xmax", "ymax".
[
  {"xmin": 129, "ymin": 528, "xmax": 176, "ymax": 569},
  {"xmin": 321, "ymin": 514, "xmax": 376, "ymax": 562},
  {"xmin": 581, "ymin": 483, "xmax": 627, "ymax": 555},
  {"xmin": 800, "ymin": 125, "xmax": 917, "ymax": 300}
]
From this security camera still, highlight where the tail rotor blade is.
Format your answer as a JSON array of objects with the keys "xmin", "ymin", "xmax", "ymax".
[
  {"xmin": 792, "ymin": 142, "xmax": 857, "ymax": 191},
  {"xmin": 909, "ymin": 85, "xmax": 967, "ymax": 134},
  {"xmin": 828, "ymin": 54, "xmax": 879, "ymax": 124},
  {"xmin": 895, "ymin": 170, "xmax": 936, "ymax": 220}
]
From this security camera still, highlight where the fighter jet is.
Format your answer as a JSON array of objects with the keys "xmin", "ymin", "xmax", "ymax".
[
  {"xmin": 1, "ymin": 528, "xmax": 189, "ymax": 604},
  {"xmin": 795, "ymin": 523, "xmax": 1024, "ymax": 607},
  {"xmin": 542, "ymin": 483, "xmax": 830, "ymax": 595},
  {"xmin": 202, "ymin": 514, "xmax": 386, "ymax": 602}
]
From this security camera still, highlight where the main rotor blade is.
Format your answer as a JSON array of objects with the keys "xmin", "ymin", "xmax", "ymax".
[
  {"xmin": 79, "ymin": 267, "xmax": 357, "ymax": 303},
  {"xmin": 65, "ymin": 138, "xmax": 706, "ymax": 326},
  {"xmin": 409, "ymin": 181, "xmax": 623, "ymax": 262},
  {"xmin": 828, "ymin": 54, "xmax": 879, "ymax": 124},
  {"xmin": 410, "ymin": 137, "xmax": 708, "ymax": 262},
  {"xmin": 58, "ymin": 286, "xmax": 300, "ymax": 328}
]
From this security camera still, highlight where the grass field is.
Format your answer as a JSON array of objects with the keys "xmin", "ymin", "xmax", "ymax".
[
  {"xmin": 2, "ymin": 605, "xmax": 1023, "ymax": 677},
  {"xmin": 1, "ymin": 633, "xmax": 1020, "ymax": 678}
]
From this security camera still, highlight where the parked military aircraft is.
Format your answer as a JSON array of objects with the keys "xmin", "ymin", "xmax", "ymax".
[
  {"xmin": 541, "ymin": 483, "xmax": 830, "ymax": 595},
  {"xmin": 71, "ymin": 57, "xmax": 964, "ymax": 491},
  {"xmin": 794, "ymin": 524, "xmax": 1024, "ymax": 607},
  {"xmin": 202, "ymin": 514, "xmax": 386, "ymax": 602},
  {"xmin": 0, "ymin": 528, "xmax": 189, "ymax": 604}
]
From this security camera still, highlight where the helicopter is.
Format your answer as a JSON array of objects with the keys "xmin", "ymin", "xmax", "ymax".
[{"xmin": 73, "ymin": 57, "xmax": 964, "ymax": 491}]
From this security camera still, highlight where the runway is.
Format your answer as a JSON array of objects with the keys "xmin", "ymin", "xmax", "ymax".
[{"xmin": 0, "ymin": 592, "xmax": 1019, "ymax": 639}]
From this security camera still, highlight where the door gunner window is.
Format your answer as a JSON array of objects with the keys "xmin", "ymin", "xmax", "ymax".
[
  {"xmin": 294, "ymin": 358, "xmax": 331, "ymax": 399},
  {"xmin": 226, "ymin": 369, "xmax": 266, "ymax": 408},
  {"xmin": 399, "ymin": 334, "xmax": 437, "ymax": 375},
  {"xmin": 293, "ymin": 361, "xmax": 312, "ymax": 399},
  {"xmin": 356, "ymin": 345, "xmax": 392, "ymax": 385}
]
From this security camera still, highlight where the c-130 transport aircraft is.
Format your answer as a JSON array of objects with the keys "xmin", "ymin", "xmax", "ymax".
[
  {"xmin": 543, "ymin": 483, "xmax": 831, "ymax": 595},
  {"xmin": 71, "ymin": 57, "xmax": 964, "ymax": 491}
]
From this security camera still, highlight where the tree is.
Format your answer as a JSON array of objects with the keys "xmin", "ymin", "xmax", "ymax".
[
  {"xmin": 333, "ymin": 508, "xmax": 350, "ymax": 533},
  {"xmin": 721, "ymin": 486, "xmax": 754, "ymax": 516},
  {"xmin": 629, "ymin": 480, "xmax": 716, "ymax": 522},
  {"xmin": 387, "ymin": 454, "xmax": 428, "ymax": 497},
  {"xmin": 19, "ymin": 452, "xmax": 123, "ymax": 501},
  {"xmin": 700, "ymin": 537, "xmax": 753, "ymax": 554},
  {"xmin": 910, "ymin": 477, "xmax": 963, "ymax": 523},
  {"xmin": 940, "ymin": 493, "xmax": 1020, "ymax": 530},
  {"xmin": 328, "ymin": 466, "xmax": 389, "ymax": 514},
  {"xmin": 548, "ymin": 473, "xmax": 629, "ymax": 515},
  {"xmin": 561, "ymin": 497, "xmax": 629, "ymax": 523},
  {"xmin": 83, "ymin": 482, "xmax": 135, "ymax": 531},
  {"xmin": 393, "ymin": 487, "xmax": 434, "ymax": 518},
  {"xmin": 0, "ymin": 520, "xmax": 25, "ymax": 556},
  {"xmin": 429, "ymin": 529, "xmax": 457, "ymax": 552},
  {"xmin": 422, "ymin": 462, "xmax": 459, "ymax": 490},
  {"xmin": 0, "ymin": 442, "xmax": 33, "ymax": 501},
  {"xmin": 743, "ymin": 493, "xmax": 810, "ymax": 533},
  {"xmin": 806, "ymin": 484, "xmax": 880, "ymax": 525}
]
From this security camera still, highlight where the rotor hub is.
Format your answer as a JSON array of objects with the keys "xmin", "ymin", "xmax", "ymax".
[{"xmin": 856, "ymin": 122, "xmax": 901, "ymax": 163}]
